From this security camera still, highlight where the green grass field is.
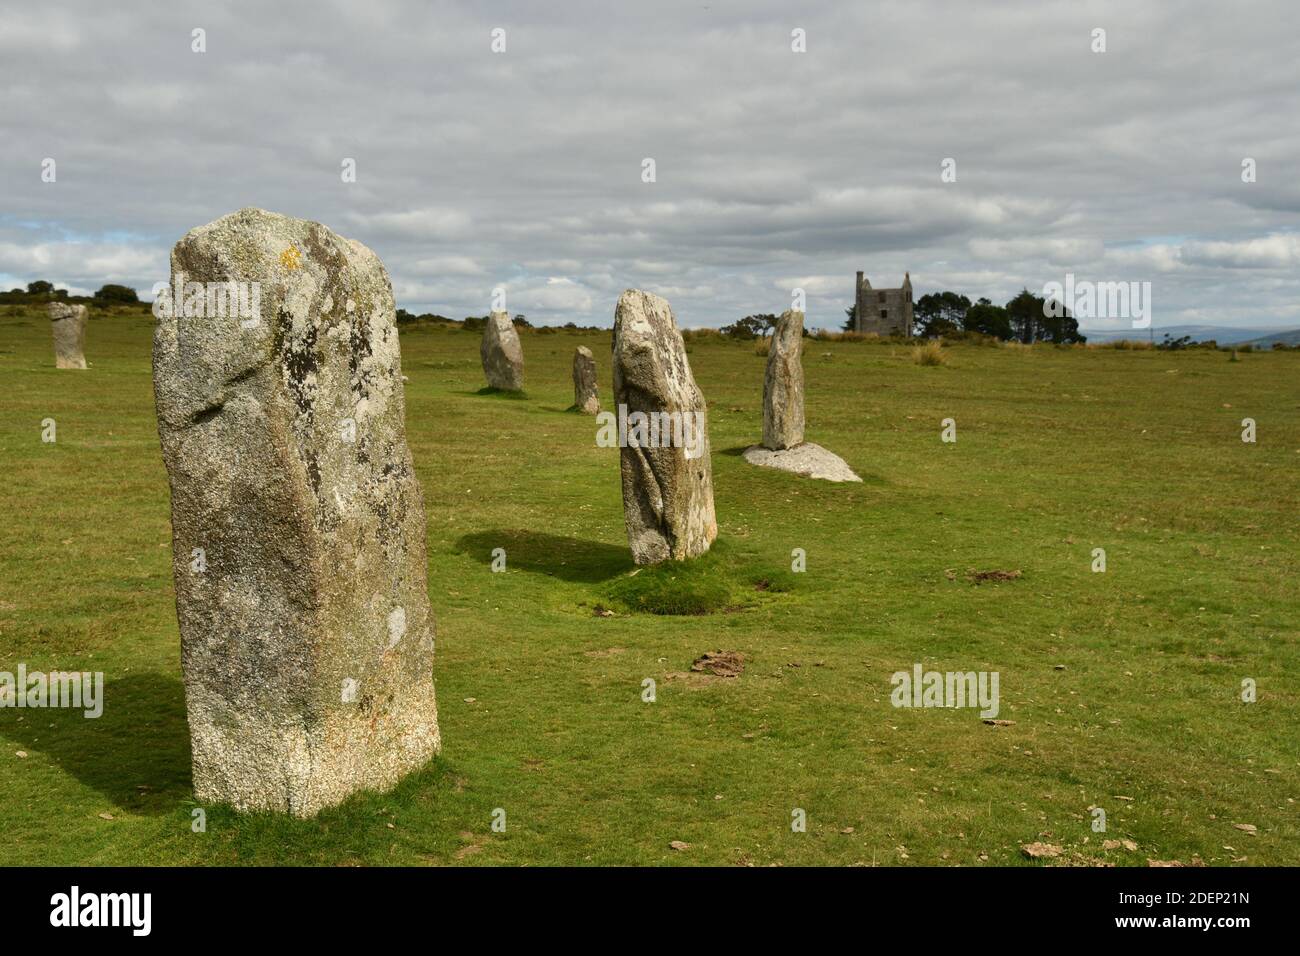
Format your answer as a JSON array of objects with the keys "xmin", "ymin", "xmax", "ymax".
[{"xmin": 2, "ymin": 306, "xmax": 1296, "ymax": 866}]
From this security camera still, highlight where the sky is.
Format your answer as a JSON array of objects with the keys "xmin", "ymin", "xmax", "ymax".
[{"xmin": 3, "ymin": 0, "xmax": 1298, "ymax": 331}]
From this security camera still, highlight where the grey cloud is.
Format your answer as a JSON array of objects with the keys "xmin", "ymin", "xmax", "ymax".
[{"xmin": 1, "ymin": 0, "xmax": 1297, "ymax": 329}]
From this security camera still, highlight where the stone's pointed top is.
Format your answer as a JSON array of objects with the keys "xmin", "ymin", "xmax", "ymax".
[
  {"xmin": 47, "ymin": 301, "xmax": 82, "ymax": 321},
  {"xmin": 169, "ymin": 209, "xmax": 387, "ymax": 308},
  {"xmin": 617, "ymin": 288, "xmax": 672, "ymax": 319}
]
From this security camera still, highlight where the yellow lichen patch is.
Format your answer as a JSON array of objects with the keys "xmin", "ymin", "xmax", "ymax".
[{"xmin": 279, "ymin": 246, "xmax": 303, "ymax": 271}]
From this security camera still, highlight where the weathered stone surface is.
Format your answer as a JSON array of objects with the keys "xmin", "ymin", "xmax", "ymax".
[
  {"xmin": 480, "ymin": 310, "xmax": 524, "ymax": 390},
  {"xmin": 47, "ymin": 302, "xmax": 88, "ymax": 369},
  {"xmin": 152, "ymin": 207, "xmax": 439, "ymax": 818},
  {"xmin": 762, "ymin": 309, "xmax": 804, "ymax": 450},
  {"xmin": 612, "ymin": 289, "xmax": 717, "ymax": 564},
  {"xmin": 742, "ymin": 442, "xmax": 862, "ymax": 482},
  {"xmin": 572, "ymin": 345, "xmax": 600, "ymax": 414}
]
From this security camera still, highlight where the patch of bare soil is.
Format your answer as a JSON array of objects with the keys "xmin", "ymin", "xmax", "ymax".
[
  {"xmin": 967, "ymin": 568, "xmax": 1023, "ymax": 583},
  {"xmin": 690, "ymin": 650, "xmax": 746, "ymax": 678}
]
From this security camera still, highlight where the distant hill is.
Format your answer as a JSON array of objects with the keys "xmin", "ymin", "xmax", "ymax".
[
  {"xmin": 1242, "ymin": 328, "xmax": 1300, "ymax": 348},
  {"xmin": 1081, "ymin": 324, "xmax": 1299, "ymax": 345}
]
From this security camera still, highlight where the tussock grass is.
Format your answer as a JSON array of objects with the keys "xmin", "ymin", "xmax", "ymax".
[
  {"xmin": 1094, "ymin": 338, "xmax": 1155, "ymax": 350},
  {"xmin": 812, "ymin": 330, "xmax": 876, "ymax": 343},
  {"xmin": 602, "ymin": 540, "xmax": 794, "ymax": 615},
  {"xmin": 912, "ymin": 339, "xmax": 948, "ymax": 366}
]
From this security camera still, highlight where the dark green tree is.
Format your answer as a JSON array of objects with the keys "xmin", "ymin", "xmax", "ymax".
[
  {"xmin": 93, "ymin": 283, "xmax": 139, "ymax": 304},
  {"xmin": 962, "ymin": 298, "xmax": 1012, "ymax": 339},
  {"xmin": 721, "ymin": 314, "xmax": 777, "ymax": 339},
  {"xmin": 914, "ymin": 291, "xmax": 971, "ymax": 337},
  {"xmin": 1006, "ymin": 289, "xmax": 1085, "ymax": 343},
  {"xmin": 1006, "ymin": 289, "xmax": 1046, "ymax": 343}
]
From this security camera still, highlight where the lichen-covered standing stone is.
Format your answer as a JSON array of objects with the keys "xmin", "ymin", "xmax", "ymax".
[
  {"xmin": 762, "ymin": 309, "xmax": 804, "ymax": 450},
  {"xmin": 152, "ymin": 207, "xmax": 440, "ymax": 817},
  {"xmin": 47, "ymin": 302, "xmax": 88, "ymax": 369},
  {"xmin": 572, "ymin": 345, "xmax": 600, "ymax": 414},
  {"xmin": 480, "ymin": 310, "xmax": 524, "ymax": 391},
  {"xmin": 612, "ymin": 289, "xmax": 716, "ymax": 564}
]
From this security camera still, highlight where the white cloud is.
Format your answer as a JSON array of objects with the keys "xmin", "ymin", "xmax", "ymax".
[
  {"xmin": 409, "ymin": 255, "xmax": 486, "ymax": 276},
  {"xmin": 1181, "ymin": 234, "xmax": 1300, "ymax": 269}
]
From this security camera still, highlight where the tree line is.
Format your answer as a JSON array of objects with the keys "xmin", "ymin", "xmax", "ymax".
[
  {"xmin": 1, "ymin": 280, "xmax": 141, "ymax": 307},
  {"xmin": 846, "ymin": 288, "xmax": 1086, "ymax": 344}
]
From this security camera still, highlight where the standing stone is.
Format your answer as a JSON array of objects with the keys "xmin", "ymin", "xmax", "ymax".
[
  {"xmin": 47, "ymin": 302, "xmax": 88, "ymax": 369},
  {"xmin": 152, "ymin": 207, "xmax": 440, "ymax": 818},
  {"xmin": 742, "ymin": 307, "xmax": 860, "ymax": 483},
  {"xmin": 572, "ymin": 346, "xmax": 600, "ymax": 414},
  {"xmin": 762, "ymin": 309, "xmax": 804, "ymax": 450},
  {"xmin": 480, "ymin": 310, "xmax": 524, "ymax": 391},
  {"xmin": 612, "ymin": 289, "xmax": 717, "ymax": 564}
]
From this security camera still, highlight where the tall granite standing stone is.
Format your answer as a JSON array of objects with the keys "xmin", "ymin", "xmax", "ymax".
[
  {"xmin": 480, "ymin": 310, "xmax": 524, "ymax": 391},
  {"xmin": 612, "ymin": 289, "xmax": 717, "ymax": 564},
  {"xmin": 572, "ymin": 346, "xmax": 600, "ymax": 414},
  {"xmin": 762, "ymin": 309, "xmax": 805, "ymax": 450},
  {"xmin": 152, "ymin": 207, "xmax": 440, "ymax": 817},
  {"xmin": 47, "ymin": 302, "xmax": 88, "ymax": 369}
]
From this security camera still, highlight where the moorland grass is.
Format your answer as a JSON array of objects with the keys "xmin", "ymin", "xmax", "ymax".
[{"xmin": 1, "ymin": 308, "xmax": 1297, "ymax": 866}]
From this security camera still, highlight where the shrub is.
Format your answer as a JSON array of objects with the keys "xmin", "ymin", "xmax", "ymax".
[
  {"xmin": 754, "ymin": 337, "xmax": 771, "ymax": 357},
  {"xmin": 721, "ymin": 314, "xmax": 777, "ymax": 339}
]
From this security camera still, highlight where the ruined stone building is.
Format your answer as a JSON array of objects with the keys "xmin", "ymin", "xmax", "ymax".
[{"xmin": 853, "ymin": 272, "xmax": 914, "ymax": 336}]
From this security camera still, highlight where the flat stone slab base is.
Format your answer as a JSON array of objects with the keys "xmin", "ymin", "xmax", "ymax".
[{"xmin": 742, "ymin": 442, "xmax": 862, "ymax": 482}]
